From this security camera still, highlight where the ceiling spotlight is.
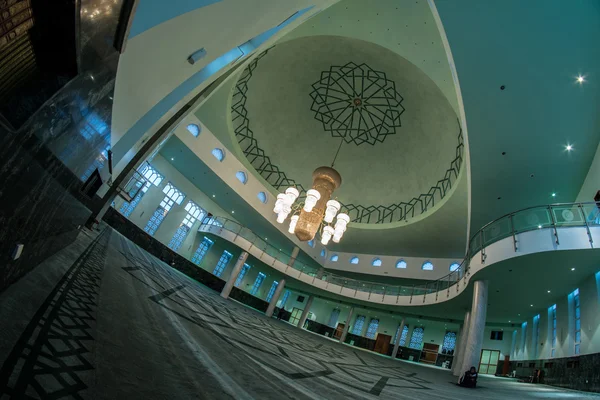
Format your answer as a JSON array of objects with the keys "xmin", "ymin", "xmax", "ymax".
[
  {"xmin": 509, "ymin": 320, "xmax": 511, "ymax": 323},
  {"xmin": 571, "ymin": 267, "xmax": 576, "ymax": 271},
  {"xmin": 576, "ymin": 75, "xmax": 585, "ymax": 83},
  {"xmin": 551, "ymin": 193, "xmax": 556, "ymax": 197},
  {"xmin": 171, "ymin": 157, "xmax": 174, "ymax": 161},
  {"xmin": 530, "ymin": 304, "xmax": 533, "ymax": 307},
  {"xmin": 212, "ymin": 194, "xmax": 216, "ymax": 198},
  {"xmin": 538, "ymin": 225, "xmax": 542, "ymax": 229},
  {"xmin": 231, "ymin": 210, "xmax": 235, "ymax": 214},
  {"xmin": 518, "ymin": 314, "xmax": 521, "ymax": 316},
  {"xmin": 548, "ymin": 290, "xmax": 551, "ymax": 293},
  {"xmin": 566, "ymin": 145, "xmax": 573, "ymax": 151}
]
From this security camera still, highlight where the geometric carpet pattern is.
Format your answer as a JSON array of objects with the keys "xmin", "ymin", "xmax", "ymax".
[{"xmin": 2, "ymin": 227, "xmax": 598, "ymax": 399}]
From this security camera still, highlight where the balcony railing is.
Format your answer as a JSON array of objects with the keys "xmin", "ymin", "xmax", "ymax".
[{"xmin": 199, "ymin": 202, "xmax": 600, "ymax": 303}]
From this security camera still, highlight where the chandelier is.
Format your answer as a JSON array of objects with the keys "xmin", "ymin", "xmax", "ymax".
[{"xmin": 273, "ymin": 166, "xmax": 349, "ymax": 245}]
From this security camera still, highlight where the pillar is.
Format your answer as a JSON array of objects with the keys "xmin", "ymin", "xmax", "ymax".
[
  {"xmin": 452, "ymin": 310, "xmax": 471, "ymax": 374},
  {"xmin": 265, "ymin": 279, "xmax": 286, "ymax": 317},
  {"xmin": 454, "ymin": 280, "xmax": 488, "ymax": 377},
  {"xmin": 220, "ymin": 251, "xmax": 249, "ymax": 299},
  {"xmin": 316, "ymin": 267, "xmax": 324, "ymax": 279},
  {"xmin": 339, "ymin": 307, "xmax": 355, "ymax": 343},
  {"xmin": 391, "ymin": 317, "xmax": 406, "ymax": 359},
  {"xmin": 297, "ymin": 295, "xmax": 314, "ymax": 328},
  {"xmin": 288, "ymin": 246, "xmax": 300, "ymax": 266}
]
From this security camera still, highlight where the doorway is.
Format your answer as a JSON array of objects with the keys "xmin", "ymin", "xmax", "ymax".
[
  {"xmin": 479, "ymin": 349, "xmax": 501, "ymax": 375},
  {"xmin": 289, "ymin": 308, "xmax": 302, "ymax": 326}
]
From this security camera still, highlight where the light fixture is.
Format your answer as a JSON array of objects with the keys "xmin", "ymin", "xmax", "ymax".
[
  {"xmin": 212, "ymin": 194, "xmax": 216, "ymax": 198},
  {"xmin": 171, "ymin": 157, "xmax": 174, "ymax": 161},
  {"xmin": 576, "ymin": 75, "xmax": 585, "ymax": 83},
  {"xmin": 547, "ymin": 290, "xmax": 551, "ymax": 293},
  {"xmin": 231, "ymin": 210, "xmax": 235, "ymax": 214},
  {"xmin": 551, "ymin": 193, "xmax": 556, "ymax": 197},
  {"xmin": 538, "ymin": 225, "xmax": 542, "ymax": 229},
  {"xmin": 530, "ymin": 304, "xmax": 533, "ymax": 307},
  {"xmin": 566, "ymin": 144, "xmax": 573, "ymax": 151},
  {"xmin": 571, "ymin": 267, "xmax": 576, "ymax": 271},
  {"xmin": 274, "ymin": 166, "xmax": 348, "ymax": 243}
]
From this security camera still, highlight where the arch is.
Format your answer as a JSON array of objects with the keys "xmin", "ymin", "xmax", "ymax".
[
  {"xmin": 449, "ymin": 263, "xmax": 460, "ymax": 272},
  {"xmin": 422, "ymin": 261, "xmax": 434, "ymax": 271},
  {"xmin": 320, "ymin": 249, "xmax": 326, "ymax": 257},
  {"xmin": 372, "ymin": 258, "xmax": 382, "ymax": 267},
  {"xmin": 186, "ymin": 124, "xmax": 200, "ymax": 137},
  {"xmin": 350, "ymin": 257, "xmax": 359, "ymax": 264},
  {"xmin": 396, "ymin": 260, "xmax": 407, "ymax": 269},
  {"xmin": 330, "ymin": 254, "xmax": 339, "ymax": 262},
  {"xmin": 212, "ymin": 148, "xmax": 225, "ymax": 161},
  {"xmin": 308, "ymin": 240, "xmax": 315, "ymax": 248}
]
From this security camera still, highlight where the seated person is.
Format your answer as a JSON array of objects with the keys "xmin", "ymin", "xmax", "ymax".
[{"xmin": 459, "ymin": 366, "xmax": 478, "ymax": 388}]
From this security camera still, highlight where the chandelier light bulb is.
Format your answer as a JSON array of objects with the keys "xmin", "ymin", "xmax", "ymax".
[
  {"xmin": 334, "ymin": 213, "xmax": 350, "ymax": 231},
  {"xmin": 285, "ymin": 187, "xmax": 300, "ymax": 206},
  {"xmin": 321, "ymin": 226, "xmax": 335, "ymax": 245},
  {"xmin": 324, "ymin": 200, "xmax": 341, "ymax": 223},
  {"xmin": 276, "ymin": 212, "xmax": 286, "ymax": 224},
  {"xmin": 332, "ymin": 231, "xmax": 343, "ymax": 243},
  {"xmin": 288, "ymin": 215, "xmax": 299, "ymax": 234},
  {"xmin": 273, "ymin": 193, "xmax": 287, "ymax": 214},
  {"xmin": 303, "ymin": 189, "xmax": 321, "ymax": 212}
]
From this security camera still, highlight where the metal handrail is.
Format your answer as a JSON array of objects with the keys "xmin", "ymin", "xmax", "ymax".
[{"xmin": 199, "ymin": 202, "xmax": 599, "ymax": 302}]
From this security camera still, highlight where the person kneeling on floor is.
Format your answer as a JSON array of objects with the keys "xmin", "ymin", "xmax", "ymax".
[{"xmin": 459, "ymin": 366, "xmax": 478, "ymax": 388}]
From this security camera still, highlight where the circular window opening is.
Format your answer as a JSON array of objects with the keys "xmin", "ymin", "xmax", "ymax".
[{"xmin": 212, "ymin": 148, "xmax": 225, "ymax": 161}]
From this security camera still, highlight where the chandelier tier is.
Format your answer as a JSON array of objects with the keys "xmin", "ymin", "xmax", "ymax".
[{"xmin": 273, "ymin": 166, "xmax": 349, "ymax": 245}]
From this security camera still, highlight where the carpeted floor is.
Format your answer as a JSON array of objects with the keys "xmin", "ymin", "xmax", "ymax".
[{"xmin": 0, "ymin": 226, "xmax": 597, "ymax": 399}]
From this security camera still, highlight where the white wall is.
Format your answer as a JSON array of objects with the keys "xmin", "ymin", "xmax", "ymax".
[
  {"xmin": 576, "ymin": 140, "xmax": 600, "ymax": 202},
  {"xmin": 112, "ymin": 0, "xmax": 337, "ymax": 168}
]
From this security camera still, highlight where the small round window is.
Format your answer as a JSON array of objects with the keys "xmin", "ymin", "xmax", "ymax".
[
  {"xmin": 350, "ymin": 257, "xmax": 359, "ymax": 264},
  {"xmin": 187, "ymin": 124, "xmax": 200, "ymax": 137},
  {"xmin": 372, "ymin": 258, "xmax": 382, "ymax": 267},
  {"xmin": 236, "ymin": 171, "xmax": 248, "ymax": 184},
  {"xmin": 396, "ymin": 260, "xmax": 407, "ymax": 269},
  {"xmin": 257, "ymin": 192, "xmax": 268, "ymax": 204},
  {"xmin": 450, "ymin": 263, "xmax": 460, "ymax": 272},
  {"xmin": 422, "ymin": 262, "xmax": 434, "ymax": 271},
  {"xmin": 330, "ymin": 254, "xmax": 339, "ymax": 262},
  {"xmin": 212, "ymin": 148, "xmax": 225, "ymax": 161}
]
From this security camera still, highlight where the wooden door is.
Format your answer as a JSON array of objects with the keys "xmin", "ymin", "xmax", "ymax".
[
  {"xmin": 374, "ymin": 334, "xmax": 391, "ymax": 354},
  {"xmin": 333, "ymin": 323, "xmax": 345, "ymax": 339}
]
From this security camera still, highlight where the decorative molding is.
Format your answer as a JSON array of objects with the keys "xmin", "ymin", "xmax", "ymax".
[
  {"xmin": 231, "ymin": 49, "xmax": 464, "ymax": 224},
  {"xmin": 309, "ymin": 62, "xmax": 405, "ymax": 146}
]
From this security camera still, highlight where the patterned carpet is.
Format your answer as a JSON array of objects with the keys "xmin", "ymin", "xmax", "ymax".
[{"xmin": 0, "ymin": 227, "xmax": 598, "ymax": 399}]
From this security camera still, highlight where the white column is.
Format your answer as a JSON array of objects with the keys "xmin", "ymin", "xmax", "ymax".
[
  {"xmin": 455, "ymin": 280, "xmax": 488, "ymax": 376},
  {"xmin": 391, "ymin": 317, "xmax": 406, "ymax": 359},
  {"xmin": 288, "ymin": 246, "xmax": 300, "ymax": 266},
  {"xmin": 340, "ymin": 307, "xmax": 354, "ymax": 343},
  {"xmin": 265, "ymin": 279, "xmax": 286, "ymax": 317},
  {"xmin": 452, "ymin": 310, "xmax": 471, "ymax": 374},
  {"xmin": 297, "ymin": 295, "xmax": 314, "ymax": 328},
  {"xmin": 220, "ymin": 251, "xmax": 248, "ymax": 299}
]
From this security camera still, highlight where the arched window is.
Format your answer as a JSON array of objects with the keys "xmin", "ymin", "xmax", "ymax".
[
  {"xmin": 257, "ymin": 192, "xmax": 268, "ymax": 204},
  {"xmin": 396, "ymin": 260, "xmax": 407, "ymax": 269},
  {"xmin": 372, "ymin": 258, "xmax": 382, "ymax": 267},
  {"xmin": 449, "ymin": 263, "xmax": 460, "ymax": 272},
  {"xmin": 422, "ymin": 261, "xmax": 434, "ymax": 271},
  {"xmin": 187, "ymin": 124, "xmax": 200, "ymax": 137},
  {"xmin": 308, "ymin": 240, "xmax": 315, "ymax": 248},
  {"xmin": 212, "ymin": 148, "xmax": 225, "ymax": 161},
  {"xmin": 236, "ymin": 171, "xmax": 247, "ymax": 184},
  {"xmin": 350, "ymin": 257, "xmax": 359, "ymax": 264},
  {"xmin": 330, "ymin": 254, "xmax": 339, "ymax": 262},
  {"xmin": 442, "ymin": 331, "xmax": 457, "ymax": 353},
  {"xmin": 365, "ymin": 319, "xmax": 379, "ymax": 339},
  {"xmin": 409, "ymin": 327, "xmax": 425, "ymax": 349},
  {"xmin": 320, "ymin": 249, "xmax": 326, "ymax": 257}
]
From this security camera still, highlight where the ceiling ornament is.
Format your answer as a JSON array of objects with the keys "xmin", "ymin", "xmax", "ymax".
[
  {"xmin": 231, "ymin": 49, "xmax": 464, "ymax": 225},
  {"xmin": 310, "ymin": 62, "xmax": 405, "ymax": 146}
]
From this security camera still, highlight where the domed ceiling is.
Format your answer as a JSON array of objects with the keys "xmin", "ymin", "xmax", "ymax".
[{"xmin": 230, "ymin": 35, "xmax": 463, "ymax": 225}]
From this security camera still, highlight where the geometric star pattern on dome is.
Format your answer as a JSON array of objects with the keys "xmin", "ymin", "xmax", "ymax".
[{"xmin": 310, "ymin": 62, "xmax": 405, "ymax": 146}]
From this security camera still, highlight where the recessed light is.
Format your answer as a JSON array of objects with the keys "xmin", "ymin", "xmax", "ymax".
[
  {"xmin": 530, "ymin": 304, "xmax": 533, "ymax": 307},
  {"xmin": 551, "ymin": 193, "xmax": 556, "ymax": 197},
  {"xmin": 566, "ymin": 144, "xmax": 573, "ymax": 151},
  {"xmin": 509, "ymin": 320, "xmax": 511, "ymax": 322},
  {"xmin": 231, "ymin": 210, "xmax": 235, "ymax": 214},
  {"xmin": 547, "ymin": 290, "xmax": 551, "ymax": 293},
  {"xmin": 576, "ymin": 75, "xmax": 585, "ymax": 83},
  {"xmin": 571, "ymin": 267, "xmax": 575, "ymax": 271},
  {"xmin": 171, "ymin": 157, "xmax": 174, "ymax": 161},
  {"xmin": 518, "ymin": 314, "xmax": 520, "ymax": 316},
  {"xmin": 212, "ymin": 194, "xmax": 216, "ymax": 198},
  {"xmin": 538, "ymin": 225, "xmax": 542, "ymax": 229}
]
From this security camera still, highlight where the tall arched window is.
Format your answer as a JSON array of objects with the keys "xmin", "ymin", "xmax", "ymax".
[
  {"xmin": 409, "ymin": 327, "xmax": 425, "ymax": 349},
  {"xmin": 422, "ymin": 261, "xmax": 434, "ymax": 271},
  {"xmin": 442, "ymin": 331, "xmax": 457, "ymax": 353}
]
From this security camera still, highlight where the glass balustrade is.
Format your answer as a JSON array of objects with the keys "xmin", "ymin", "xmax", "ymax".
[{"xmin": 198, "ymin": 202, "xmax": 599, "ymax": 303}]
